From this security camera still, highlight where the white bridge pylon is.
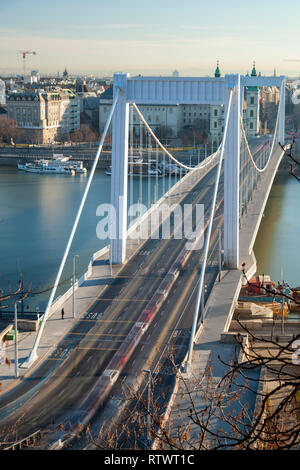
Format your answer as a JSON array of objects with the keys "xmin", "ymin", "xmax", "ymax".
[{"xmin": 111, "ymin": 72, "xmax": 285, "ymax": 268}]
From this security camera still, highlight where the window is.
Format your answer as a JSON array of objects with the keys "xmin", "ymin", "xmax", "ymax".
[
  {"xmin": 214, "ymin": 121, "xmax": 218, "ymax": 128},
  {"xmin": 250, "ymin": 97, "xmax": 254, "ymax": 105},
  {"xmin": 250, "ymin": 110, "xmax": 254, "ymax": 117},
  {"xmin": 214, "ymin": 109, "xmax": 218, "ymax": 117},
  {"xmin": 250, "ymin": 122, "xmax": 254, "ymax": 129}
]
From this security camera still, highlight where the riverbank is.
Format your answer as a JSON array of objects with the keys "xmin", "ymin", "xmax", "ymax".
[{"xmin": 0, "ymin": 148, "xmax": 110, "ymax": 169}]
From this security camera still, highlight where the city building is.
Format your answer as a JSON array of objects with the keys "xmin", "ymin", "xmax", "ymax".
[
  {"xmin": 98, "ymin": 64, "xmax": 261, "ymax": 144},
  {"xmin": 209, "ymin": 62, "xmax": 260, "ymax": 139},
  {"xmin": 75, "ymin": 78, "xmax": 97, "ymax": 112},
  {"xmin": 0, "ymin": 79, "xmax": 6, "ymax": 106},
  {"xmin": 260, "ymin": 84, "xmax": 280, "ymax": 133},
  {"xmin": 99, "ymin": 85, "xmax": 181, "ymax": 142},
  {"xmin": 210, "ymin": 62, "xmax": 225, "ymax": 140},
  {"xmin": 7, "ymin": 88, "xmax": 80, "ymax": 144},
  {"xmin": 244, "ymin": 62, "xmax": 260, "ymax": 137}
]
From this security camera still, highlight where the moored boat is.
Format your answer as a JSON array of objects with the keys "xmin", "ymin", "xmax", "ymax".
[{"xmin": 18, "ymin": 160, "xmax": 75, "ymax": 175}]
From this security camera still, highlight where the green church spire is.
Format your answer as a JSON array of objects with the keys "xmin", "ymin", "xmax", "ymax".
[
  {"xmin": 215, "ymin": 61, "xmax": 221, "ymax": 78},
  {"xmin": 251, "ymin": 61, "xmax": 257, "ymax": 77}
]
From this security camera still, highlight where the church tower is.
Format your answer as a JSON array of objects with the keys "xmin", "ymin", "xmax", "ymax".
[
  {"xmin": 244, "ymin": 61, "xmax": 260, "ymax": 137},
  {"xmin": 210, "ymin": 61, "xmax": 223, "ymax": 141}
]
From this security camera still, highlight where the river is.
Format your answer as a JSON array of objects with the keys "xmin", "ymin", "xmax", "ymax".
[
  {"xmin": 0, "ymin": 165, "xmax": 175, "ymax": 312},
  {"xmin": 254, "ymin": 165, "xmax": 300, "ymax": 287}
]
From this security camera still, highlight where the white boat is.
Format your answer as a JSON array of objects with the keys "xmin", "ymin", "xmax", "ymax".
[
  {"xmin": 18, "ymin": 154, "xmax": 88, "ymax": 175},
  {"xmin": 18, "ymin": 161, "xmax": 75, "ymax": 175},
  {"xmin": 159, "ymin": 161, "xmax": 189, "ymax": 175},
  {"xmin": 50, "ymin": 154, "xmax": 87, "ymax": 173}
]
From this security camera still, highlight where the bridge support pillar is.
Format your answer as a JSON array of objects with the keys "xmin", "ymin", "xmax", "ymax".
[
  {"xmin": 111, "ymin": 73, "xmax": 129, "ymax": 264},
  {"xmin": 224, "ymin": 74, "xmax": 240, "ymax": 269}
]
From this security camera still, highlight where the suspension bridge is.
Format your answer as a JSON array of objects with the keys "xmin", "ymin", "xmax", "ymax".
[{"xmin": 0, "ymin": 71, "xmax": 286, "ymax": 449}]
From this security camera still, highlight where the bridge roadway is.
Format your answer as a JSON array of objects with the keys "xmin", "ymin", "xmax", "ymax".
[
  {"xmin": 82, "ymin": 213, "xmax": 223, "ymax": 450},
  {"xmin": 0, "ymin": 162, "xmax": 223, "ymax": 447}
]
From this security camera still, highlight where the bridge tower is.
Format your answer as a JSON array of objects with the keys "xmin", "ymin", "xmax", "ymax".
[
  {"xmin": 110, "ymin": 73, "xmax": 130, "ymax": 264},
  {"xmin": 109, "ymin": 72, "xmax": 285, "ymax": 267},
  {"xmin": 223, "ymin": 74, "xmax": 241, "ymax": 269}
]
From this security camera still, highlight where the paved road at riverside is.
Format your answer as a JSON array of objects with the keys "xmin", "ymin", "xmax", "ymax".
[{"xmin": 0, "ymin": 165, "xmax": 223, "ymax": 447}]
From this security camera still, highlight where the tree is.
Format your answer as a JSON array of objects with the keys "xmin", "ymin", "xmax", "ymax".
[
  {"xmin": 78, "ymin": 267, "xmax": 300, "ymax": 451},
  {"xmin": 70, "ymin": 124, "xmax": 98, "ymax": 143},
  {"xmin": 0, "ymin": 116, "xmax": 25, "ymax": 144},
  {"xmin": 83, "ymin": 323, "xmax": 299, "ymax": 450},
  {"xmin": 279, "ymin": 140, "xmax": 300, "ymax": 183}
]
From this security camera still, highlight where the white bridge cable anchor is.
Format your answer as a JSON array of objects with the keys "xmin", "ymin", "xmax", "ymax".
[{"xmin": 22, "ymin": 88, "xmax": 121, "ymax": 368}]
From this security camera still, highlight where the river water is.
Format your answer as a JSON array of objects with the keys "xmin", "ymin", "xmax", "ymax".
[
  {"xmin": 254, "ymin": 166, "xmax": 300, "ymax": 287},
  {"xmin": 0, "ymin": 165, "xmax": 176, "ymax": 312}
]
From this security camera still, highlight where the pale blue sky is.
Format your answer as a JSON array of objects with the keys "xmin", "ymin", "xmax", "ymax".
[{"xmin": 0, "ymin": 0, "xmax": 299, "ymax": 76}]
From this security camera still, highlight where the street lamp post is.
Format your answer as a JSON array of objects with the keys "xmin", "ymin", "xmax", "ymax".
[
  {"xmin": 109, "ymin": 221, "xmax": 113, "ymax": 277},
  {"xmin": 143, "ymin": 369, "xmax": 152, "ymax": 448},
  {"xmin": 14, "ymin": 301, "xmax": 20, "ymax": 378},
  {"xmin": 280, "ymin": 267, "xmax": 286, "ymax": 336},
  {"xmin": 218, "ymin": 227, "xmax": 222, "ymax": 282},
  {"xmin": 72, "ymin": 255, "xmax": 79, "ymax": 319},
  {"xmin": 19, "ymin": 277, "xmax": 24, "ymax": 318}
]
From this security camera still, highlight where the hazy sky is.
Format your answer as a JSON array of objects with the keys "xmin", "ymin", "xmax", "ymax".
[{"xmin": 1, "ymin": 0, "xmax": 300, "ymax": 77}]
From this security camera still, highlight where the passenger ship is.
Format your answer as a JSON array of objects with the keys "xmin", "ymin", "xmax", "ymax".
[{"xmin": 18, "ymin": 155, "xmax": 87, "ymax": 175}]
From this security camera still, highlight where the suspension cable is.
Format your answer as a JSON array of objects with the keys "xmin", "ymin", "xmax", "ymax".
[
  {"xmin": 131, "ymin": 103, "xmax": 220, "ymax": 171},
  {"xmin": 239, "ymin": 84, "xmax": 281, "ymax": 173}
]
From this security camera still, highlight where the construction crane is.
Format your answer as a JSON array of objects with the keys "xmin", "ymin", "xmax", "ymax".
[{"xmin": 19, "ymin": 50, "xmax": 37, "ymax": 76}]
